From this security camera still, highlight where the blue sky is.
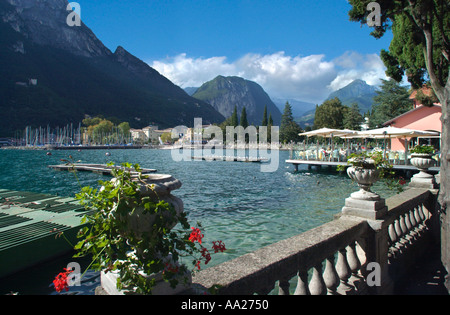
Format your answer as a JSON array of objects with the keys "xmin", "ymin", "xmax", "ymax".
[{"xmin": 76, "ymin": 0, "xmax": 394, "ymax": 103}]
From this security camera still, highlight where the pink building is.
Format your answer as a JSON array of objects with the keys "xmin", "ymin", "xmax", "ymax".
[{"xmin": 383, "ymin": 87, "xmax": 442, "ymax": 151}]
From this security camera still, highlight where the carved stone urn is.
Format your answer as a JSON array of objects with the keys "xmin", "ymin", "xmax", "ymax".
[
  {"xmin": 125, "ymin": 174, "xmax": 184, "ymax": 239},
  {"xmin": 410, "ymin": 153, "xmax": 437, "ymax": 188},
  {"xmin": 342, "ymin": 159, "xmax": 387, "ymax": 220},
  {"xmin": 346, "ymin": 166, "xmax": 381, "ymax": 201}
]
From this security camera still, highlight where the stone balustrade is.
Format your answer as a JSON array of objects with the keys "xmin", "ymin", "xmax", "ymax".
[{"xmin": 191, "ymin": 186, "xmax": 439, "ymax": 295}]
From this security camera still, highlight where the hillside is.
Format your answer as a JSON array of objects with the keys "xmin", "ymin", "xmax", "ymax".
[
  {"xmin": 326, "ymin": 79, "xmax": 377, "ymax": 114},
  {"xmin": 192, "ymin": 76, "xmax": 282, "ymax": 125},
  {"xmin": 294, "ymin": 79, "xmax": 378, "ymax": 127},
  {"xmin": 0, "ymin": 0, "xmax": 224, "ymax": 136}
]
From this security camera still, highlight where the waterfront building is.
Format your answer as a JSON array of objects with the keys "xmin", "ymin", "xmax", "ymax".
[{"xmin": 383, "ymin": 86, "xmax": 442, "ymax": 151}]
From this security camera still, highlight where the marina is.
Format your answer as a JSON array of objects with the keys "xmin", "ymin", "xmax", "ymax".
[{"xmin": 0, "ymin": 189, "xmax": 90, "ymax": 278}]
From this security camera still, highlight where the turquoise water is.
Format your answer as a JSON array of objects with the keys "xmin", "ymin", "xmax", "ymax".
[{"xmin": 0, "ymin": 148, "xmax": 396, "ymax": 294}]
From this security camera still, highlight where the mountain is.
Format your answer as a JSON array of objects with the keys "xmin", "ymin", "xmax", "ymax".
[
  {"xmin": 293, "ymin": 79, "xmax": 378, "ymax": 128},
  {"xmin": 272, "ymin": 98, "xmax": 316, "ymax": 118},
  {"xmin": 0, "ymin": 0, "xmax": 224, "ymax": 136},
  {"xmin": 326, "ymin": 79, "xmax": 378, "ymax": 114},
  {"xmin": 184, "ymin": 87, "xmax": 199, "ymax": 96},
  {"xmin": 192, "ymin": 76, "xmax": 282, "ymax": 125}
]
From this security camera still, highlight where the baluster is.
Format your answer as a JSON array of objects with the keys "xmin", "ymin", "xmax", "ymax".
[
  {"xmin": 418, "ymin": 204, "xmax": 426, "ymax": 222},
  {"xmin": 415, "ymin": 205, "xmax": 424, "ymax": 225},
  {"xmin": 393, "ymin": 218, "xmax": 406, "ymax": 253},
  {"xmin": 309, "ymin": 263, "xmax": 327, "ymax": 295},
  {"xmin": 323, "ymin": 255, "xmax": 340, "ymax": 295},
  {"xmin": 409, "ymin": 208, "xmax": 418, "ymax": 231},
  {"xmin": 336, "ymin": 248, "xmax": 354, "ymax": 295},
  {"xmin": 407, "ymin": 210, "xmax": 420, "ymax": 243},
  {"xmin": 399, "ymin": 214, "xmax": 412, "ymax": 248},
  {"xmin": 413, "ymin": 206, "xmax": 425, "ymax": 235},
  {"xmin": 294, "ymin": 269, "xmax": 310, "ymax": 295},
  {"xmin": 404, "ymin": 211, "xmax": 412, "ymax": 232},
  {"xmin": 416, "ymin": 205, "xmax": 429, "ymax": 235},
  {"xmin": 347, "ymin": 243, "xmax": 361, "ymax": 276},
  {"xmin": 347, "ymin": 242, "xmax": 366, "ymax": 293},
  {"xmin": 388, "ymin": 223, "xmax": 397, "ymax": 245},
  {"xmin": 388, "ymin": 223, "xmax": 398, "ymax": 260},
  {"xmin": 278, "ymin": 278, "xmax": 290, "ymax": 295},
  {"xmin": 399, "ymin": 214, "xmax": 408, "ymax": 237},
  {"xmin": 394, "ymin": 218, "xmax": 403, "ymax": 240}
]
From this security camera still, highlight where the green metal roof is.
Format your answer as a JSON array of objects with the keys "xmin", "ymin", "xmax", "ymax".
[{"xmin": 0, "ymin": 189, "xmax": 91, "ymax": 278}]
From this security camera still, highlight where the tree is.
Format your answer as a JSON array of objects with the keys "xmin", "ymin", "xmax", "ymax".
[
  {"xmin": 118, "ymin": 122, "xmax": 131, "ymax": 135},
  {"xmin": 348, "ymin": 0, "xmax": 450, "ymax": 291},
  {"xmin": 268, "ymin": 114, "xmax": 273, "ymax": 126},
  {"xmin": 240, "ymin": 107, "xmax": 249, "ymax": 129},
  {"xmin": 262, "ymin": 105, "xmax": 268, "ymax": 127},
  {"xmin": 369, "ymin": 79, "xmax": 412, "ymax": 128},
  {"xmin": 231, "ymin": 105, "xmax": 239, "ymax": 127},
  {"xmin": 280, "ymin": 102, "xmax": 303, "ymax": 143},
  {"xmin": 343, "ymin": 103, "xmax": 364, "ymax": 130},
  {"xmin": 314, "ymin": 97, "xmax": 346, "ymax": 129}
]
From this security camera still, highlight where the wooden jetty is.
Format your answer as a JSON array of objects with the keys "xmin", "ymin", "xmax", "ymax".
[
  {"xmin": 192, "ymin": 156, "xmax": 268, "ymax": 163},
  {"xmin": 0, "ymin": 189, "xmax": 91, "ymax": 278},
  {"xmin": 51, "ymin": 145, "xmax": 143, "ymax": 150},
  {"xmin": 48, "ymin": 163, "xmax": 157, "ymax": 176},
  {"xmin": 286, "ymin": 159, "xmax": 440, "ymax": 173}
]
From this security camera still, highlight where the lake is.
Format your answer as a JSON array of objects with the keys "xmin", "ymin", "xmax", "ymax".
[{"xmin": 0, "ymin": 148, "xmax": 397, "ymax": 294}]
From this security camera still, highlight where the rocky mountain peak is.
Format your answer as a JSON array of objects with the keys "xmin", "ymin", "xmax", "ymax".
[
  {"xmin": 192, "ymin": 76, "xmax": 282, "ymax": 125},
  {"xmin": 2, "ymin": 0, "xmax": 112, "ymax": 57}
]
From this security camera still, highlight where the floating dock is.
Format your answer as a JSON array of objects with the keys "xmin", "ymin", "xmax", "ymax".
[
  {"xmin": 192, "ymin": 156, "xmax": 268, "ymax": 163},
  {"xmin": 48, "ymin": 163, "xmax": 157, "ymax": 176},
  {"xmin": 0, "ymin": 189, "xmax": 91, "ymax": 278}
]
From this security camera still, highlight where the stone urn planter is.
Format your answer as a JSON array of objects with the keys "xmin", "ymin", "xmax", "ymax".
[
  {"xmin": 410, "ymin": 153, "xmax": 435, "ymax": 178},
  {"xmin": 346, "ymin": 164, "xmax": 381, "ymax": 201},
  {"xmin": 341, "ymin": 155, "xmax": 387, "ymax": 220},
  {"xmin": 409, "ymin": 153, "xmax": 437, "ymax": 188},
  {"xmin": 123, "ymin": 174, "xmax": 184, "ymax": 239}
]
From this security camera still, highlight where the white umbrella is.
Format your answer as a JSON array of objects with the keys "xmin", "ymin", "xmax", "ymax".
[
  {"xmin": 355, "ymin": 126, "xmax": 440, "ymax": 138},
  {"xmin": 354, "ymin": 127, "xmax": 440, "ymax": 163},
  {"xmin": 298, "ymin": 128, "xmax": 357, "ymax": 161},
  {"xmin": 299, "ymin": 128, "xmax": 355, "ymax": 138}
]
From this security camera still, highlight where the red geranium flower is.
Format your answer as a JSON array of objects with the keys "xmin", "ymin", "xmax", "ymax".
[
  {"xmin": 53, "ymin": 268, "xmax": 73, "ymax": 293},
  {"xmin": 189, "ymin": 227, "xmax": 204, "ymax": 244},
  {"xmin": 212, "ymin": 240, "xmax": 226, "ymax": 253},
  {"xmin": 201, "ymin": 247, "xmax": 211, "ymax": 265}
]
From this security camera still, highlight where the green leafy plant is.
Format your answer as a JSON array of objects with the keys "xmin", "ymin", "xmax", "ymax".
[
  {"xmin": 54, "ymin": 161, "xmax": 225, "ymax": 295},
  {"xmin": 410, "ymin": 145, "xmax": 435, "ymax": 155}
]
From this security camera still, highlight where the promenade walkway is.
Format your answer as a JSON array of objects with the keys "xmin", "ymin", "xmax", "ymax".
[{"xmin": 394, "ymin": 242, "xmax": 448, "ymax": 295}]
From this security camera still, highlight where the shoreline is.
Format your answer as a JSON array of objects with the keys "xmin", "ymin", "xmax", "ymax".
[{"xmin": 1, "ymin": 144, "xmax": 291, "ymax": 151}]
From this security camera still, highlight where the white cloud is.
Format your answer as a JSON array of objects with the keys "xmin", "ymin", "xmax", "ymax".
[
  {"xmin": 150, "ymin": 51, "xmax": 387, "ymax": 104},
  {"xmin": 328, "ymin": 51, "xmax": 388, "ymax": 91}
]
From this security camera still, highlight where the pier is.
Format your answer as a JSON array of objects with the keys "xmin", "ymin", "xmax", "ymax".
[
  {"xmin": 286, "ymin": 159, "xmax": 441, "ymax": 173},
  {"xmin": 0, "ymin": 189, "xmax": 90, "ymax": 278},
  {"xmin": 192, "ymin": 156, "xmax": 268, "ymax": 163},
  {"xmin": 48, "ymin": 163, "xmax": 157, "ymax": 176}
]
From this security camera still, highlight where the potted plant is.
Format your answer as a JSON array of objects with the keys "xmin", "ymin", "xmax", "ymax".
[
  {"xmin": 65, "ymin": 162, "xmax": 225, "ymax": 295},
  {"xmin": 410, "ymin": 144, "xmax": 435, "ymax": 156}
]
